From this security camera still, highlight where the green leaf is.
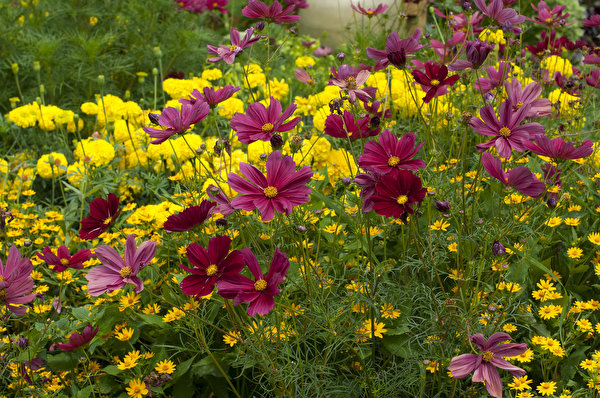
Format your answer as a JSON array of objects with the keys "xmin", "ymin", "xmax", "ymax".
[
  {"xmin": 138, "ymin": 313, "xmax": 166, "ymax": 327},
  {"xmin": 72, "ymin": 307, "xmax": 91, "ymax": 322},
  {"xmin": 46, "ymin": 352, "xmax": 79, "ymax": 371},
  {"xmin": 102, "ymin": 365, "xmax": 121, "ymax": 376}
]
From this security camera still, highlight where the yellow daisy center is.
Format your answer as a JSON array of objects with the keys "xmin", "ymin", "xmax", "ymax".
[
  {"xmin": 482, "ymin": 351, "xmax": 494, "ymax": 362},
  {"xmin": 261, "ymin": 123, "xmax": 274, "ymax": 133},
  {"xmin": 515, "ymin": 101, "xmax": 524, "ymax": 109},
  {"xmin": 120, "ymin": 266, "xmax": 132, "ymax": 278},
  {"xmin": 254, "ymin": 279, "xmax": 267, "ymax": 291},
  {"xmin": 206, "ymin": 264, "xmax": 218, "ymax": 276},
  {"xmin": 367, "ymin": 10, "xmax": 374, "ymax": 15},
  {"xmin": 388, "ymin": 156, "xmax": 400, "ymax": 167},
  {"xmin": 60, "ymin": 258, "xmax": 70, "ymax": 266},
  {"xmin": 396, "ymin": 195, "xmax": 408, "ymax": 205},
  {"xmin": 264, "ymin": 186, "xmax": 278, "ymax": 198},
  {"xmin": 346, "ymin": 76, "xmax": 357, "ymax": 89},
  {"xmin": 499, "ymin": 127, "xmax": 511, "ymax": 137},
  {"xmin": 229, "ymin": 44, "xmax": 239, "ymax": 52},
  {"xmin": 0, "ymin": 276, "xmax": 4, "ymax": 282},
  {"xmin": 430, "ymin": 79, "xmax": 440, "ymax": 86},
  {"xmin": 103, "ymin": 216, "xmax": 112, "ymax": 225}
]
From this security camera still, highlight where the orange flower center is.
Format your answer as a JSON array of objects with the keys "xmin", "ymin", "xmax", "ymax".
[
  {"xmin": 482, "ymin": 351, "xmax": 494, "ymax": 362},
  {"xmin": 206, "ymin": 264, "xmax": 218, "ymax": 276},
  {"xmin": 261, "ymin": 123, "xmax": 274, "ymax": 133},
  {"xmin": 103, "ymin": 216, "xmax": 113, "ymax": 225},
  {"xmin": 499, "ymin": 127, "xmax": 511, "ymax": 137},
  {"xmin": 120, "ymin": 266, "xmax": 132, "ymax": 278},
  {"xmin": 60, "ymin": 258, "xmax": 70, "ymax": 266},
  {"xmin": 396, "ymin": 195, "xmax": 408, "ymax": 205},
  {"xmin": 388, "ymin": 156, "xmax": 400, "ymax": 167},
  {"xmin": 264, "ymin": 186, "xmax": 278, "ymax": 198},
  {"xmin": 430, "ymin": 79, "xmax": 440, "ymax": 86},
  {"xmin": 254, "ymin": 279, "xmax": 267, "ymax": 291}
]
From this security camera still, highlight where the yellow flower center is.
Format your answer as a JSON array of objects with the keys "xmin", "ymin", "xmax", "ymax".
[
  {"xmin": 367, "ymin": 10, "xmax": 373, "ymax": 15},
  {"xmin": 229, "ymin": 44, "xmax": 239, "ymax": 52},
  {"xmin": 482, "ymin": 351, "xmax": 494, "ymax": 362},
  {"xmin": 103, "ymin": 216, "xmax": 112, "ymax": 225},
  {"xmin": 206, "ymin": 264, "xmax": 218, "ymax": 276},
  {"xmin": 264, "ymin": 186, "xmax": 278, "ymax": 198},
  {"xmin": 545, "ymin": 17, "xmax": 553, "ymax": 23},
  {"xmin": 346, "ymin": 76, "xmax": 357, "ymax": 89},
  {"xmin": 396, "ymin": 195, "xmax": 408, "ymax": 205},
  {"xmin": 388, "ymin": 156, "xmax": 400, "ymax": 167},
  {"xmin": 60, "ymin": 258, "xmax": 70, "ymax": 266},
  {"xmin": 499, "ymin": 127, "xmax": 511, "ymax": 137},
  {"xmin": 120, "ymin": 266, "xmax": 132, "ymax": 278},
  {"xmin": 0, "ymin": 276, "xmax": 4, "ymax": 282},
  {"xmin": 515, "ymin": 101, "xmax": 524, "ymax": 109},
  {"xmin": 430, "ymin": 79, "xmax": 440, "ymax": 86},
  {"xmin": 261, "ymin": 123, "xmax": 274, "ymax": 133},
  {"xmin": 254, "ymin": 279, "xmax": 267, "ymax": 291}
]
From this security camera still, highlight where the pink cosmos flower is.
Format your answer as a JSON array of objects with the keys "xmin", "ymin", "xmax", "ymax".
[
  {"xmin": 471, "ymin": 101, "xmax": 545, "ymax": 159},
  {"xmin": 163, "ymin": 200, "xmax": 217, "ymax": 232},
  {"xmin": 230, "ymin": 97, "xmax": 300, "ymax": 144},
  {"xmin": 354, "ymin": 171, "xmax": 382, "ymax": 212},
  {"xmin": 482, "ymin": 152, "xmax": 546, "ymax": 197},
  {"xmin": 473, "ymin": 0, "xmax": 525, "ymax": 33},
  {"xmin": 0, "ymin": 246, "xmax": 35, "ymax": 316},
  {"xmin": 324, "ymin": 111, "xmax": 380, "ymax": 140},
  {"xmin": 448, "ymin": 332, "xmax": 527, "ymax": 398},
  {"xmin": 217, "ymin": 247, "xmax": 289, "ymax": 316},
  {"xmin": 207, "ymin": 184, "xmax": 236, "ymax": 216},
  {"xmin": 85, "ymin": 235, "xmax": 156, "ymax": 296},
  {"xmin": 529, "ymin": 0, "xmax": 570, "ymax": 28},
  {"xmin": 143, "ymin": 101, "xmax": 210, "ymax": 144},
  {"xmin": 79, "ymin": 193, "xmax": 121, "ymax": 240},
  {"xmin": 207, "ymin": 27, "xmax": 260, "ymax": 64},
  {"xmin": 504, "ymin": 79, "xmax": 552, "ymax": 118},
  {"xmin": 366, "ymin": 29, "xmax": 424, "ymax": 70},
  {"xmin": 586, "ymin": 69, "xmax": 600, "ymax": 89},
  {"xmin": 433, "ymin": 9, "xmax": 484, "ymax": 34},
  {"xmin": 371, "ymin": 169, "xmax": 427, "ymax": 218},
  {"xmin": 329, "ymin": 64, "xmax": 376, "ymax": 102},
  {"xmin": 242, "ymin": 0, "xmax": 301, "ymax": 24},
  {"xmin": 180, "ymin": 236, "xmax": 245, "ymax": 298},
  {"xmin": 228, "ymin": 150, "xmax": 313, "ymax": 221},
  {"xmin": 430, "ymin": 31, "xmax": 466, "ymax": 63},
  {"xmin": 358, "ymin": 130, "xmax": 425, "ymax": 174},
  {"xmin": 584, "ymin": 14, "xmax": 600, "ymax": 27},
  {"xmin": 56, "ymin": 324, "xmax": 99, "ymax": 351},
  {"xmin": 350, "ymin": 2, "xmax": 389, "ymax": 17},
  {"xmin": 523, "ymin": 135, "xmax": 594, "ymax": 160},
  {"xmin": 180, "ymin": 85, "xmax": 240, "ymax": 108},
  {"xmin": 412, "ymin": 62, "xmax": 460, "ymax": 103},
  {"xmin": 37, "ymin": 246, "xmax": 93, "ymax": 272},
  {"xmin": 475, "ymin": 62, "xmax": 511, "ymax": 93}
]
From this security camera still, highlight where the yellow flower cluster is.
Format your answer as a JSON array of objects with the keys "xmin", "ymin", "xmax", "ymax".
[{"xmin": 36, "ymin": 152, "xmax": 68, "ymax": 179}]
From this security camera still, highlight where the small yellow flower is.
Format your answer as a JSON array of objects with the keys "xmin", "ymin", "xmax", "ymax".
[
  {"xmin": 429, "ymin": 219, "xmax": 450, "ymax": 231},
  {"xmin": 545, "ymin": 217, "xmax": 562, "ymax": 227},
  {"xmin": 223, "ymin": 331, "xmax": 242, "ymax": 347},
  {"xmin": 126, "ymin": 378, "xmax": 148, "ymax": 398},
  {"xmin": 115, "ymin": 327, "xmax": 134, "ymax": 342},
  {"xmin": 502, "ymin": 323, "xmax": 517, "ymax": 333},
  {"xmin": 380, "ymin": 303, "xmax": 401, "ymax": 319},
  {"xmin": 538, "ymin": 305, "xmax": 562, "ymax": 320},
  {"xmin": 564, "ymin": 217, "xmax": 580, "ymax": 226},
  {"xmin": 536, "ymin": 381, "xmax": 557, "ymax": 396},
  {"xmin": 566, "ymin": 247, "xmax": 583, "ymax": 259},
  {"xmin": 154, "ymin": 359, "xmax": 176, "ymax": 374},
  {"xmin": 589, "ymin": 233, "xmax": 600, "ymax": 246},
  {"xmin": 119, "ymin": 292, "xmax": 141, "ymax": 311},
  {"xmin": 509, "ymin": 375, "xmax": 532, "ymax": 391}
]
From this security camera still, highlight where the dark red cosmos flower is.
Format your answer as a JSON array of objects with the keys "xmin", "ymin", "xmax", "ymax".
[
  {"xmin": 217, "ymin": 247, "xmax": 289, "ymax": 316},
  {"xmin": 37, "ymin": 246, "xmax": 93, "ymax": 272},
  {"xmin": 56, "ymin": 324, "xmax": 98, "ymax": 351},
  {"xmin": 473, "ymin": 0, "xmax": 525, "ymax": 33},
  {"xmin": 180, "ymin": 85, "xmax": 240, "ymax": 108},
  {"xmin": 482, "ymin": 152, "xmax": 546, "ymax": 198},
  {"xmin": 79, "ymin": 193, "xmax": 121, "ymax": 240},
  {"xmin": 586, "ymin": 69, "xmax": 600, "ymax": 89},
  {"xmin": 329, "ymin": 64, "xmax": 377, "ymax": 102},
  {"xmin": 176, "ymin": 0, "xmax": 229, "ymax": 13},
  {"xmin": 207, "ymin": 27, "xmax": 260, "ymax": 65},
  {"xmin": 412, "ymin": 62, "xmax": 460, "ymax": 103},
  {"xmin": 584, "ymin": 49, "xmax": 600, "ymax": 65},
  {"xmin": 523, "ymin": 135, "xmax": 593, "ymax": 160},
  {"xmin": 143, "ymin": 101, "xmax": 210, "ymax": 144},
  {"xmin": 324, "ymin": 111, "xmax": 380, "ymax": 140},
  {"xmin": 180, "ymin": 236, "xmax": 245, "ymax": 298},
  {"xmin": 584, "ymin": 14, "xmax": 600, "ymax": 27},
  {"xmin": 228, "ymin": 151, "xmax": 313, "ymax": 221},
  {"xmin": 350, "ymin": 2, "xmax": 389, "ymax": 17},
  {"xmin": 242, "ymin": 0, "xmax": 301, "ymax": 24},
  {"xmin": 366, "ymin": 29, "xmax": 424, "ymax": 70},
  {"xmin": 358, "ymin": 130, "xmax": 425, "ymax": 174},
  {"xmin": 371, "ymin": 169, "xmax": 427, "ymax": 219},
  {"xmin": 163, "ymin": 200, "xmax": 216, "ymax": 232},
  {"xmin": 230, "ymin": 97, "xmax": 300, "ymax": 144},
  {"xmin": 283, "ymin": 0, "xmax": 308, "ymax": 9}
]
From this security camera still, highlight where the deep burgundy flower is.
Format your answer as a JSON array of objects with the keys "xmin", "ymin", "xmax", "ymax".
[
  {"xmin": 471, "ymin": 101, "xmax": 545, "ymax": 158},
  {"xmin": 180, "ymin": 236, "xmax": 245, "ymax": 298},
  {"xmin": 142, "ymin": 101, "xmax": 210, "ymax": 144},
  {"xmin": 206, "ymin": 0, "xmax": 229, "ymax": 12},
  {"xmin": 217, "ymin": 247, "xmax": 289, "ymax": 316},
  {"xmin": 366, "ymin": 29, "xmax": 424, "ymax": 70},
  {"xmin": 475, "ymin": 62, "xmax": 511, "ymax": 93},
  {"xmin": 79, "ymin": 193, "xmax": 121, "ymax": 240},
  {"xmin": 206, "ymin": 184, "xmax": 235, "ymax": 216},
  {"xmin": 180, "ymin": 86, "xmax": 240, "ymax": 108},
  {"xmin": 584, "ymin": 49, "xmax": 600, "ymax": 65},
  {"xmin": 85, "ymin": 235, "xmax": 156, "ymax": 296},
  {"xmin": 324, "ymin": 111, "xmax": 380, "ymax": 140},
  {"xmin": 329, "ymin": 64, "xmax": 376, "ymax": 102},
  {"xmin": 523, "ymin": 135, "xmax": 593, "ymax": 160},
  {"xmin": 473, "ymin": 0, "xmax": 525, "ymax": 33},
  {"xmin": 412, "ymin": 62, "xmax": 460, "ymax": 103},
  {"xmin": 529, "ymin": 0, "xmax": 569, "ymax": 27},
  {"xmin": 449, "ymin": 40, "xmax": 493, "ymax": 71},
  {"xmin": 207, "ymin": 27, "xmax": 260, "ymax": 64},
  {"xmin": 354, "ymin": 172, "xmax": 382, "ymax": 212},
  {"xmin": 37, "ymin": 246, "xmax": 93, "ymax": 272},
  {"xmin": 584, "ymin": 14, "xmax": 600, "ymax": 27},
  {"xmin": 242, "ymin": 0, "xmax": 301, "ymax": 24},
  {"xmin": 504, "ymin": 79, "xmax": 552, "ymax": 118},
  {"xmin": 56, "ymin": 324, "xmax": 99, "ymax": 351},
  {"xmin": 586, "ymin": 69, "xmax": 600, "ymax": 89},
  {"xmin": 371, "ymin": 169, "xmax": 427, "ymax": 218},
  {"xmin": 448, "ymin": 333, "xmax": 527, "ymax": 398},
  {"xmin": 482, "ymin": 152, "xmax": 546, "ymax": 197},
  {"xmin": 228, "ymin": 150, "xmax": 313, "ymax": 221},
  {"xmin": 163, "ymin": 200, "xmax": 217, "ymax": 232},
  {"xmin": 0, "ymin": 246, "xmax": 35, "ymax": 316},
  {"xmin": 358, "ymin": 130, "xmax": 425, "ymax": 174},
  {"xmin": 350, "ymin": 2, "xmax": 389, "ymax": 17},
  {"xmin": 230, "ymin": 97, "xmax": 300, "ymax": 144}
]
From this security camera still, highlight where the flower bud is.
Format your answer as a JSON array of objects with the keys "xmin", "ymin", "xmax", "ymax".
[
  {"xmin": 289, "ymin": 135, "xmax": 303, "ymax": 153},
  {"xmin": 216, "ymin": 218, "xmax": 228, "ymax": 228},
  {"xmin": 270, "ymin": 133, "xmax": 284, "ymax": 150},
  {"xmin": 254, "ymin": 21, "xmax": 265, "ymax": 31},
  {"xmin": 33, "ymin": 61, "xmax": 40, "ymax": 72},
  {"xmin": 435, "ymin": 201, "xmax": 451, "ymax": 212},
  {"xmin": 336, "ymin": 52, "xmax": 346, "ymax": 61},
  {"xmin": 492, "ymin": 241, "xmax": 506, "ymax": 256},
  {"xmin": 148, "ymin": 113, "xmax": 160, "ymax": 125},
  {"xmin": 11, "ymin": 63, "xmax": 18, "ymax": 75},
  {"xmin": 297, "ymin": 225, "xmax": 307, "ymax": 233}
]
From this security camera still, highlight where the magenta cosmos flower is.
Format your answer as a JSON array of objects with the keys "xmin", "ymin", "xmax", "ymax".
[
  {"xmin": 529, "ymin": 0, "xmax": 569, "ymax": 28},
  {"xmin": 482, "ymin": 152, "xmax": 546, "ymax": 198},
  {"xmin": 350, "ymin": 2, "xmax": 388, "ymax": 17},
  {"xmin": 230, "ymin": 97, "xmax": 300, "ymax": 144},
  {"xmin": 371, "ymin": 169, "xmax": 427, "ymax": 218},
  {"xmin": 358, "ymin": 130, "xmax": 425, "ymax": 174},
  {"xmin": 180, "ymin": 236, "xmax": 245, "ymax": 298},
  {"xmin": 207, "ymin": 184, "xmax": 235, "ymax": 216},
  {"xmin": 163, "ymin": 200, "xmax": 216, "ymax": 232},
  {"xmin": 586, "ymin": 69, "xmax": 600, "ymax": 89},
  {"xmin": 471, "ymin": 101, "xmax": 545, "ymax": 159},
  {"xmin": 37, "ymin": 246, "xmax": 93, "ymax": 272},
  {"xmin": 329, "ymin": 64, "xmax": 376, "ymax": 102},
  {"xmin": 324, "ymin": 111, "xmax": 380, "ymax": 140},
  {"xmin": 366, "ymin": 29, "xmax": 424, "ymax": 70},
  {"xmin": 228, "ymin": 150, "xmax": 313, "ymax": 221},
  {"xmin": 0, "ymin": 246, "xmax": 36, "ymax": 316},
  {"xmin": 475, "ymin": 62, "xmax": 511, "ymax": 93},
  {"xmin": 217, "ymin": 247, "xmax": 289, "ymax": 316},
  {"xmin": 354, "ymin": 171, "xmax": 382, "ymax": 213},
  {"xmin": 448, "ymin": 332, "xmax": 527, "ymax": 398},
  {"xmin": 79, "ymin": 193, "xmax": 121, "ymax": 240},
  {"xmin": 504, "ymin": 79, "xmax": 552, "ymax": 118},
  {"xmin": 523, "ymin": 135, "xmax": 594, "ymax": 160},
  {"xmin": 143, "ymin": 101, "xmax": 210, "ymax": 144},
  {"xmin": 242, "ymin": 0, "xmax": 301, "ymax": 24},
  {"xmin": 56, "ymin": 324, "xmax": 99, "ymax": 351},
  {"xmin": 584, "ymin": 14, "xmax": 600, "ymax": 27},
  {"xmin": 85, "ymin": 235, "xmax": 156, "ymax": 296},
  {"xmin": 473, "ymin": 0, "xmax": 525, "ymax": 33},
  {"xmin": 412, "ymin": 62, "xmax": 460, "ymax": 103},
  {"xmin": 207, "ymin": 27, "xmax": 260, "ymax": 64},
  {"xmin": 180, "ymin": 85, "xmax": 240, "ymax": 108}
]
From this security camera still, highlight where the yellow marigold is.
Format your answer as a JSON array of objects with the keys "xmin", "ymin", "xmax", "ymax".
[
  {"xmin": 295, "ymin": 56, "xmax": 316, "ymax": 68},
  {"xmin": 201, "ymin": 68, "xmax": 222, "ymax": 81},
  {"xmin": 541, "ymin": 55, "xmax": 573, "ymax": 78},
  {"xmin": 36, "ymin": 152, "xmax": 68, "ymax": 179},
  {"xmin": 74, "ymin": 138, "xmax": 115, "ymax": 167}
]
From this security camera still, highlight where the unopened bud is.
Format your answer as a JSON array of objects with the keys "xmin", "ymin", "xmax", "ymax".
[{"xmin": 492, "ymin": 241, "xmax": 506, "ymax": 256}]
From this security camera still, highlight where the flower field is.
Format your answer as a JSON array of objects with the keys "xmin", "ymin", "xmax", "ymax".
[{"xmin": 2, "ymin": 0, "xmax": 600, "ymax": 396}]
